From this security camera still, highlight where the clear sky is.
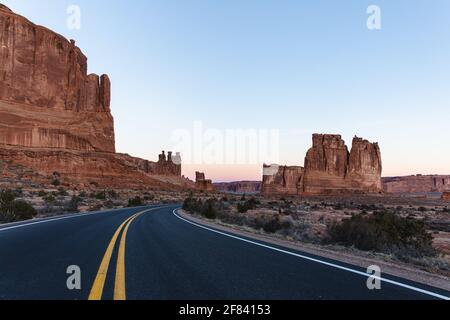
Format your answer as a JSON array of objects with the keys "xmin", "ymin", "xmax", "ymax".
[{"xmin": 3, "ymin": 0, "xmax": 450, "ymax": 182}]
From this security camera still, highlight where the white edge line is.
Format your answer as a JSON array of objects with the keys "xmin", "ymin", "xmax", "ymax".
[
  {"xmin": 0, "ymin": 205, "xmax": 167, "ymax": 233},
  {"xmin": 173, "ymin": 208, "xmax": 450, "ymax": 301}
]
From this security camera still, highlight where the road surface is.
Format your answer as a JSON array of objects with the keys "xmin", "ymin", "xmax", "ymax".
[{"xmin": 0, "ymin": 204, "xmax": 448, "ymax": 300}]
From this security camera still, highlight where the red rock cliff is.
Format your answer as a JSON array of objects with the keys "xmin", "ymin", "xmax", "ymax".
[
  {"xmin": 262, "ymin": 134, "xmax": 383, "ymax": 196},
  {"xmin": 0, "ymin": 5, "xmax": 115, "ymax": 152}
]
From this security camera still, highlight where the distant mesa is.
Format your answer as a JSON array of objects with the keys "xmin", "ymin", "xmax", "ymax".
[
  {"xmin": 382, "ymin": 175, "xmax": 450, "ymax": 194},
  {"xmin": 262, "ymin": 134, "xmax": 383, "ymax": 196},
  {"xmin": 213, "ymin": 181, "xmax": 261, "ymax": 194}
]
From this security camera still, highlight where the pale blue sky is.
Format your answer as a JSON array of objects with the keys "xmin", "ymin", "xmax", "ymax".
[{"xmin": 3, "ymin": 0, "xmax": 450, "ymax": 181}]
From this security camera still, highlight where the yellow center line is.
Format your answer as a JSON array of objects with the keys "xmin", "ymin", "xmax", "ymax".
[
  {"xmin": 114, "ymin": 213, "xmax": 140, "ymax": 300},
  {"xmin": 88, "ymin": 207, "xmax": 162, "ymax": 300},
  {"xmin": 88, "ymin": 213, "xmax": 138, "ymax": 300}
]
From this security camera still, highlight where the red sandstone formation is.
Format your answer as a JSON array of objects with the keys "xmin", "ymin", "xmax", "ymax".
[
  {"xmin": 195, "ymin": 172, "xmax": 215, "ymax": 192},
  {"xmin": 0, "ymin": 6, "xmax": 191, "ymax": 191},
  {"xmin": 0, "ymin": 146, "xmax": 192, "ymax": 190},
  {"xmin": 442, "ymin": 192, "xmax": 450, "ymax": 201},
  {"xmin": 213, "ymin": 181, "xmax": 262, "ymax": 194},
  {"xmin": 382, "ymin": 175, "xmax": 450, "ymax": 194},
  {"xmin": 262, "ymin": 165, "xmax": 304, "ymax": 195},
  {"xmin": 262, "ymin": 134, "xmax": 383, "ymax": 196},
  {"xmin": 0, "ymin": 5, "xmax": 114, "ymax": 152}
]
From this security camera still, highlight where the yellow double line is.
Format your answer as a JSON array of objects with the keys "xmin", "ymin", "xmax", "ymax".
[{"xmin": 88, "ymin": 207, "xmax": 160, "ymax": 300}]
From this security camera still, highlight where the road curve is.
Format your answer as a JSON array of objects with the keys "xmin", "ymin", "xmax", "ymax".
[{"xmin": 0, "ymin": 204, "xmax": 448, "ymax": 300}]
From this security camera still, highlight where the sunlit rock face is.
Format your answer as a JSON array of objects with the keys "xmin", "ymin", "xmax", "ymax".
[
  {"xmin": 262, "ymin": 134, "xmax": 383, "ymax": 196},
  {"xmin": 0, "ymin": 6, "xmax": 115, "ymax": 152}
]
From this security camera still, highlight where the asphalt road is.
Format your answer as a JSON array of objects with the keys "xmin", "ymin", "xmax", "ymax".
[{"xmin": 0, "ymin": 204, "xmax": 448, "ymax": 300}]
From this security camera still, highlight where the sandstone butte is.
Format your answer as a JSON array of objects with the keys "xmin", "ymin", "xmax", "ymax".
[
  {"xmin": 0, "ymin": 5, "xmax": 194, "ymax": 190},
  {"xmin": 262, "ymin": 134, "xmax": 383, "ymax": 196},
  {"xmin": 195, "ymin": 172, "xmax": 215, "ymax": 192}
]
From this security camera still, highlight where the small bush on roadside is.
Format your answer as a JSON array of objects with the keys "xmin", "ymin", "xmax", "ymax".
[
  {"xmin": 200, "ymin": 198, "xmax": 220, "ymax": 219},
  {"xmin": 57, "ymin": 187, "xmax": 68, "ymax": 196},
  {"xmin": 67, "ymin": 196, "xmax": 82, "ymax": 213},
  {"xmin": 237, "ymin": 197, "xmax": 260, "ymax": 213},
  {"xmin": 44, "ymin": 194, "xmax": 56, "ymax": 204},
  {"xmin": 78, "ymin": 191, "xmax": 87, "ymax": 198},
  {"xmin": 326, "ymin": 210, "xmax": 436, "ymax": 258},
  {"xmin": 108, "ymin": 190, "xmax": 119, "ymax": 199},
  {"xmin": 0, "ymin": 190, "xmax": 37, "ymax": 223},
  {"xmin": 182, "ymin": 196, "xmax": 202, "ymax": 213},
  {"xmin": 127, "ymin": 196, "xmax": 143, "ymax": 207}
]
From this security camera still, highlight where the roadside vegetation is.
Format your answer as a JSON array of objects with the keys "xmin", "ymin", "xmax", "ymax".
[
  {"xmin": 182, "ymin": 195, "xmax": 449, "ymax": 272},
  {"xmin": 0, "ymin": 189, "xmax": 37, "ymax": 223},
  {"xmin": 326, "ymin": 210, "xmax": 436, "ymax": 259}
]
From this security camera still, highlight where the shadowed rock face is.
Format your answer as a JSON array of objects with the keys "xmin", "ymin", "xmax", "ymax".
[
  {"xmin": 195, "ymin": 171, "xmax": 215, "ymax": 192},
  {"xmin": 262, "ymin": 134, "xmax": 383, "ymax": 196},
  {"xmin": 0, "ymin": 7, "xmax": 191, "ymax": 191},
  {"xmin": 262, "ymin": 165, "xmax": 304, "ymax": 195},
  {"xmin": 214, "ymin": 181, "xmax": 262, "ymax": 194},
  {"xmin": 0, "ymin": 6, "xmax": 115, "ymax": 152}
]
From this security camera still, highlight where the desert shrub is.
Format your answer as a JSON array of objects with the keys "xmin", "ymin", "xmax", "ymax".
[
  {"xmin": 103, "ymin": 200, "xmax": 115, "ymax": 209},
  {"xmin": 67, "ymin": 196, "xmax": 82, "ymax": 213},
  {"xmin": 143, "ymin": 194, "xmax": 155, "ymax": 201},
  {"xmin": 182, "ymin": 196, "xmax": 202, "ymax": 213},
  {"xmin": 127, "ymin": 196, "xmax": 143, "ymax": 207},
  {"xmin": 14, "ymin": 188, "xmax": 23, "ymax": 197},
  {"xmin": 44, "ymin": 194, "xmax": 56, "ymax": 204},
  {"xmin": 237, "ymin": 197, "xmax": 260, "ymax": 213},
  {"xmin": 108, "ymin": 190, "xmax": 119, "ymax": 199},
  {"xmin": 90, "ymin": 191, "xmax": 106, "ymax": 200},
  {"xmin": 38, "ymin": 190, "xmax": 47, "ymax": 197},
  {"xmin": 51, "ymin": 179, "xmax": 61, "ymax": 186},
  {"xmin": 10, "ymin": 201, "xmax": 37, "ymax": 221},
  {"xmin": 0, "ymin": 190, "xmax": 37, "ymax": 223},
  {"xmin": 418, "ymin": 207, "xmax": 427, "ymax": 212},
  {"xmin": 78, "ymin": 191, "xmax": 87, "ymax": 198},
  {"xmin": 0, "ymin": 189, "xmax": 15, "ymax": 206},
  {"xmin": 262, "ymin": 216, "xmax": 284, "ymax": 233},
  {"xmin": 200, "ymin": 198, "xmax": 221, "ymax": 219},
  {"xmin": 218, "ymin": 212, "xmax": 247, "ymax": 226},
  {"xmin": 326, "ymin": 210, "xmax": 436, "ymax": 258},
  {"xmin": 57, "ymin": 187, "xmax": 68, "ymax": 196}
]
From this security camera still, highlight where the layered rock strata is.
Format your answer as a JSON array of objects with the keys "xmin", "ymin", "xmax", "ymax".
[{"xmin": 262, "ymin": 134, "xmax": 383, "ymax": 196}]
